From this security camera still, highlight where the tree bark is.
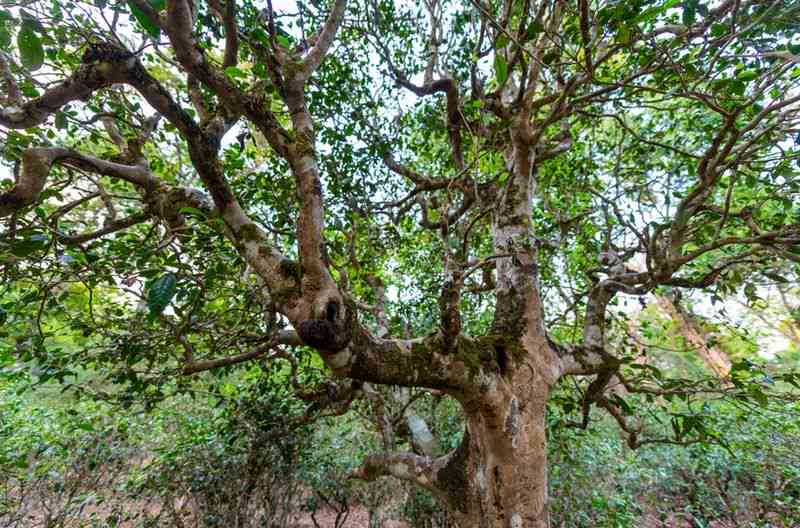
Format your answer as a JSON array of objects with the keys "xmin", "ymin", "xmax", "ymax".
[
  {"xmin": 452, "ymin": 380, "xmax": 550, "ymax": 527},
  {"xmin": 354, "ymin": 121, "xmax": 559, "ymax": 526},
  {"xmin": 447, "ymin": 119, "xmax": 555, "ymax": 528},
  {"xmin": 354, "ymin": 340, "xmax": 554, "ymax": 528}
]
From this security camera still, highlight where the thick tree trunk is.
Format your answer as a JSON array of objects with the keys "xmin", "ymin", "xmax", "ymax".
[
  {"xmin": 451, "ymin": 381, "xmax": 550, "ymax": 528},
  {"xmin": 352, "ymin": 343, "xmax": 555, "ymax": 527},
  {"xmin": 351, "ymin": 109, "xmax": 560, "ymax": 528},
  {"xmin": 444, "ymin": 122, "xmax": 554, "ymax": 528}
]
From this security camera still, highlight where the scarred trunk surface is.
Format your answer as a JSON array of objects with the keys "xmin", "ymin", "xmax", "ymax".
[
  {"xmin": 445, "ymin": 121, "xmax": 556, "ymax": 527},
  {"xmin": 351, "ymin": 335, "xmax": 559, "ymax": 527},
  {"xmin": 453, "ymin": 379, "xmax": 551, "ymax": 528}
]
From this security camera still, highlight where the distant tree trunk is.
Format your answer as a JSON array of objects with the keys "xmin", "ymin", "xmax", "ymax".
[{"xmin": 655, "ymin": 294, "xmax": 731, "ymax": 378}]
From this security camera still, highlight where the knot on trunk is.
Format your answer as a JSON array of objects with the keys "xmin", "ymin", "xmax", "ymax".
[
  {"xmin": 297, "ymin": 300, "xmax": 350, "ymax": 352},
  {"xmin": 81, "ymin": 42, "xmax": 135, "ymax": 64}
]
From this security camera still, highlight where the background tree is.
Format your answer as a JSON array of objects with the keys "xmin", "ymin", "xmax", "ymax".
[{"xmin": 1, "ymin": 0, "xmax": 799, "ymax": 525}]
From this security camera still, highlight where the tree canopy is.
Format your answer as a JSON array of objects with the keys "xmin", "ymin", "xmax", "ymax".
[{"xmin": 1, "ymin": 0, "xmax": 799, "ymax": 525}]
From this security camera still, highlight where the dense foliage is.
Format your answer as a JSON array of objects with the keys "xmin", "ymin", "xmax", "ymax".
[{"xmin": 2, "ymin": 374, "xmax": 800, "ymax": 526}]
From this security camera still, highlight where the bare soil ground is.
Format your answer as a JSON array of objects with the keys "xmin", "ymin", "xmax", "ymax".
[
  {"xmin": 287, "ymin": 508, "xmax": 409, "ymax": 527},
  {"xmin": 6, "ymin": 495, "xmax": 793, "ymax": 527}
]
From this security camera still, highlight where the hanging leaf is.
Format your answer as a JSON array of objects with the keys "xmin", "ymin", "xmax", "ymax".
[
  {"xmin": 542, "ymin": 50, "xmax": 559, "ymax": 65},
  {"xmin": 55, "ymin": 112, "xmax": 67, "ymax": 130},
  {"xmin": 495, "ymin": 33, "xmax": 509, "ymax": 49},
  {"xmin": 178, "ymin": 207, "xmax": 207, "ymax": 218},
  {"xmin": 494, "ymin": 54, "xmax": 508, "ymax": 85},
  {"xmin": 524, "ymin": 21, "xmax": 545, "ymax": 41},
  {"xmin": 224, "ymin": 66, "xmax": 247, "ymax": 79},
  {"xmin": 17, "ymin": 21, "xmax": 44, "ymax": 71},
  {"xmin": 616, "ymin": 24, "xmax": 633, "ymax": 45},
  {"xmin": 736, "ymin": 69, "xmax": 758, "ymax": 82},
  {"xmin": 276, "ymin": 34, "xmax": 292, "ymax": 49},
  {"xmin": 147, "ymin": 272, "xmax": 177, "ymax": 316},
  {"xmin": 128, "ymin": 1, "xmax": 160, "ymax": 39},
  {"xmin": 19, "ymin": 10, "xmax": 45, "ymax": 32},
  {"xmin": 250, "ymin": 27, "xmax": 270, "ymax": 46},
  {"xmin": 0, "ymin": 22, "xmax": 11, "ymax": 49},
  {"xmin": 762, "ymin": 271, "xmax": 788, "ymax": 283},
  {"xmin": 682, "ymin": 0, "xmax": 698, "ymax": 25},
  {"xmin": 10, "ymin": 234, "xmax": 49, "ymax": 257}
]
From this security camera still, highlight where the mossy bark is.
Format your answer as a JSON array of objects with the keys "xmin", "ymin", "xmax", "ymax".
[
  {"xmin": 446, "ymin": 351, "xmax": 552, "ymax": 528},
  {"xmin": 444, "ymin": 128, "xmax": 553, "ymax": 527},
  {"xmin": 350, "ymin": 336, "xmax": 554, "ymax": 528}
]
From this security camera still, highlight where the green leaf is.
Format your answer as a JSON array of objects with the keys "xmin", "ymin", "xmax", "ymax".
[
  {"xmin": 224, "ymin": 66, "xmax": 247, "ymax": 79},
  {"xmin": 178, "ymin": 207, "xmax": 207, "ymax": 218},
  {"xmin": 730, "ymin": 359, "xmax": 753, "ymax": 374},
  {"xmin": 10, "ymin": 234, "xmax": 49, "ymax": 257},
  {"xmin": 711, "ymin": 78, "xmax": 743, "ymax": 95},
  {"xmin": 744, "ymin": 282, "xmax": 757, "ymax": 301},
  {"xmin": 524, "ymin": 22, "xmax": 544, "ymax": 41},
  {"xmin": 749, "ymin": 386, "xmax": 769, "ymax": 407},
  {"xmin": 494, "ymin": 54, "xmax": 508, "ymax": 85},
  {"xmin": 0, "ymin": 23, "xmax": 10, "ymax": 49},
  {"xmin": 616, "ymin": 24, "xmax": 633, "ymax": 45},
  {"xmin": 55, "ymin": 112, "xmax": 67, "ymax": 130},
  {"xmin": 250, "ymin": 28, "xmax": 270, "ymax": 46},
  {"xmin": 710, "ymin": 23, "xmax": 727, "ymax": 37},
  {"xmin": 762, "ymin": 271, "xmax": 788, "ymax": 283},
  {"xmin": 19, "ymin": 11, "xmax": 45, "ymax": 32},
  {"xmin": 634, "ymin": 0, "xmax": 681, "ymax": 23},
  {"xmin": 730, "ymin": 80, "xmax": 746, "ymax": 96},
  {"xmin": 17, "ymin": 23, "xmax": 44, "ymax": 71},
  {"xmin": 252, "ymin": 62, "xmax": 269, "ymax": 79},
  {"xmin": 495, "ymin": 33, "xmax": 509, "ymax": 49},
  {"xmin": 682, "ymin": 0, "xmax": 697, "ymax": 25},
  {"xmin": 736, "ymin": 69, "xmax": 758, "ymax": 82},
  {"xmin": 276, "ymin": 35, "xmax": 292, "ymax": 49},
  {"xmin": 147, "ymin": 272, "xmax": 177, "ymax": 316},
  {"xmin": 542, "ymin": 50, "xmax": 559, "ymax": 65},
  {"xmin": 20, "ymin": 82, "xmax": 39, "ymax": 98},
  {"xmin": 128, "ymin": 1, "xmax": 160, "ymax": 39},
  {"xmin": 77, "ymin": 421, "xmax": 95, "ymax": 432}
]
